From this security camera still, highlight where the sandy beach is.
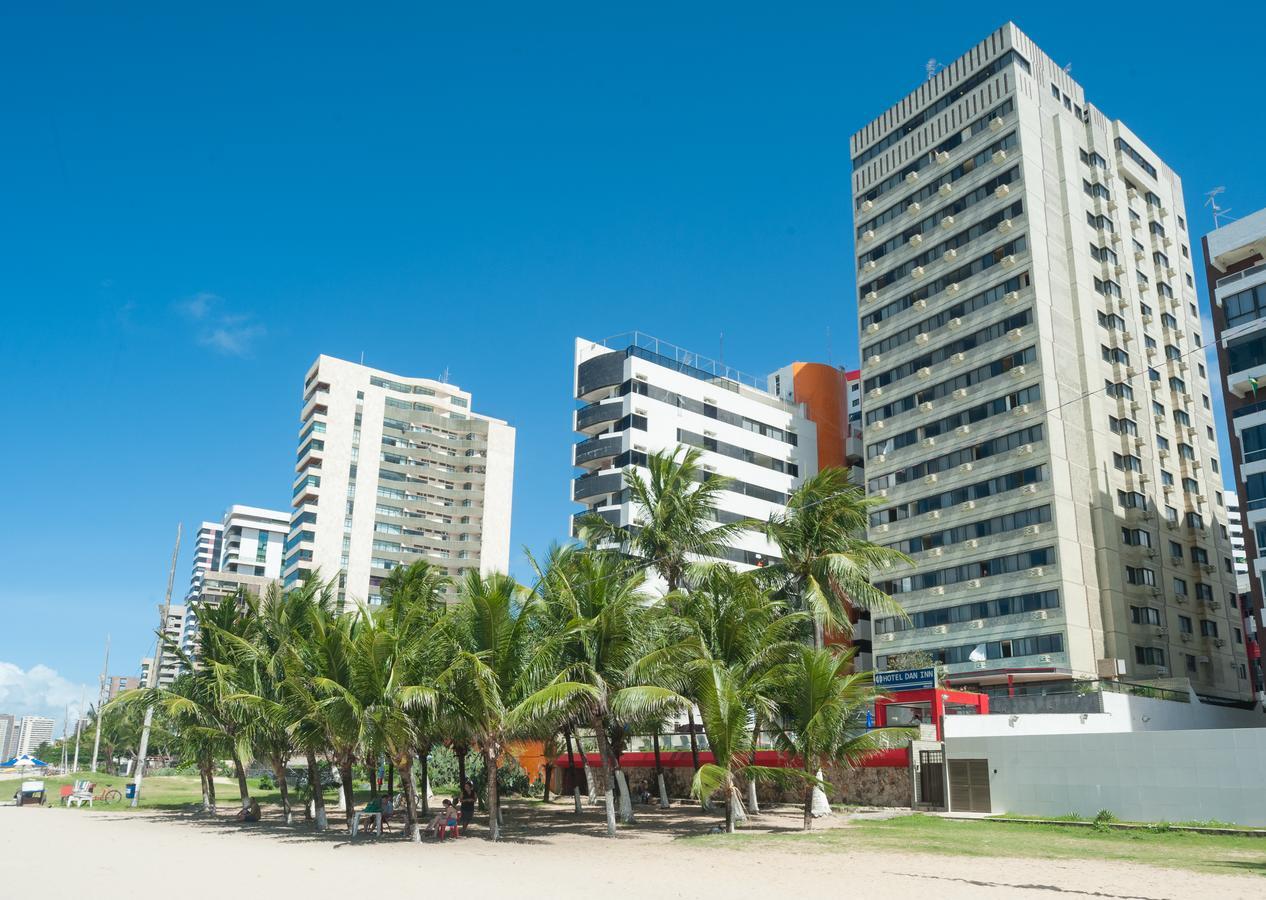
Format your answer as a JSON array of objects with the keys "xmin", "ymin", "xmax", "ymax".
[{"xmin": 2, "ymin": 800, "xmax": 1259, "ymax": 900}]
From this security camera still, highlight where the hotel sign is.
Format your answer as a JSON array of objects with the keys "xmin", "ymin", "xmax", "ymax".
[{"xmin": 874, "ymin": 667, "xmax": 936, "ymax": 691}]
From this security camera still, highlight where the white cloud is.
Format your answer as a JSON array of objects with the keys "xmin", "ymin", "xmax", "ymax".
[
  {"xmin": 175, "ymin": 293, "xmax": 266, "ymax": 356},
  {"xmin": 0, "ymin": 662, "xmax": 93, "ymax": 725}
]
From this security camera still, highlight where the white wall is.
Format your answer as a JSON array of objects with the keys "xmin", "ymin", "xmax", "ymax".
[
  {"xmin": 944, "ymin": 692, "xmax": 1265, "ymax": 738},
  {"xmin": 946, "ymin": 728, "xmax": 1266, "ymax": 826}
]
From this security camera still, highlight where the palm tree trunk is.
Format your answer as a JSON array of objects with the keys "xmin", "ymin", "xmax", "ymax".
[
  {"xmin": 725, "ymin": 774, "xmax": 736, "ymax": 834},
  {"xmin": 564, "ymin": 727, "xmax": 581, "ymax": 813},
  {"xmin": 802, "ymin": 773, "xmax": 815, "ymax": 831},
  {"xmin": 542, "ymin": 763, "xmax": 552, "ymax": 802},
  {"xmin": 747, "ymin": 715, "xmax": 761, "ymax": 815},
  {"xmin": 483, "ymin": 745, "xmax": 500, "ymax": 841},
  {"xmin": 199, "ymin": 761, "xmax": 213, "ymax": 814},
  {"xmin": 307, "ymin": 750, "xmax": 327, "ymax": 831},
  {"xmin": 578, "ymin": 737, "xmax": 599, "ymax": 806},
  {"xmin": 417, "ymin": 744, "xmax": 430, "ymax": 817},
  {"xmin": 652, "ymin": 732, "xmax": 669, "ymax": 808},
  {"xmin": 457, "ymin": 745, "xmax": 467, "ymax": 786},
  {"xmin": 232, "ymin": 751, "xmax": 251, "ymax": 808},
  {"xmin": 339, "ymin": 759, "xmax": 356, "ymax": 828},
  {"xmin": 687, "ymin": 709, "xmax": 701, "ymax": 772},
  {"xmin": 397, "ymin": 755, "xmax": 421, "ymax": 842},
  {"xmin": 590, "ymin": 717, "xmax": 618, "ymax": 837},
  {"xmin": 386, "ymin": 762, "xmax": 394, "ymax": 799},
  {"xmin": 207, "ymin": 761, "xmax": 217, "ymax": 812},
  {"xmin": 272, "ymin": 754, "xmax": 292, "ymax": 824}
]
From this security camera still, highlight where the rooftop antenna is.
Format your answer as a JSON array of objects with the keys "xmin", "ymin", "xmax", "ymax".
[
  {"xmin": 719, "ymin": 332, "xmax": 725, "ymax": 369},
  {"xmin": 925, "ymin": 58, "xmax": 942, "ymax": 80},
  {"xmin": 1063, "ymin": 62, "xmax": 1073, "ymax": 74},
  {"xmin": 360, "ymin": 351, "xmax": 365, "ymax": 365},
  {"xmin": 441, "ymin": 366, "xmax": 450, "ymax": 385},
  {"xmin": 1205, "ymin": 187, "xmax": 1233, "ymax": 228}
]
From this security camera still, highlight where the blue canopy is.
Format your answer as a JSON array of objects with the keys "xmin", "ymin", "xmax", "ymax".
[{"xmin": 0, "ymin": 754, "xmax": 49, "ymax": 768}]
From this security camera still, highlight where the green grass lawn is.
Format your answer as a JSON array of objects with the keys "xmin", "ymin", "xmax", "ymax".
[
  {"xmin": 28, "ymin": 773, "xmax": 356, "ymax": 812},
  {"xmin": 693, "ymin": 814, "xmax": 1266, "ymax": 877}
]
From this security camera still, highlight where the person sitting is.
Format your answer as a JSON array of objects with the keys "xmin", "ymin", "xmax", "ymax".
[
  {"xmin": 428, "ymin": 798, "xmax": 453, "ymax": 836},
  {"xmin": 443, "ymin": 797, "xmax": 460, "ymax": 837},
  {"xmin": 235, "ymin": 798, "xmax": 261, "ymax": 823}
]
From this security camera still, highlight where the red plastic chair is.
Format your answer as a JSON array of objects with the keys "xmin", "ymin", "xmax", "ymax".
[{"xmin": 438, "ymin": 821, "xmax": 460, "ymax": 840}]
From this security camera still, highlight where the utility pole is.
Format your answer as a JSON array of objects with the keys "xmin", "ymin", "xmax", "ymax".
[
  {"xmin": 72, "ymin": 686, "xmax": 85, "ymax": 773},
  {"xmin": 91, "ymin": 635, "xmax": 110, "ymax": 772},
  {"xmin": 131, "ymin": 523, "xmax": 181, "ymax": 807}
]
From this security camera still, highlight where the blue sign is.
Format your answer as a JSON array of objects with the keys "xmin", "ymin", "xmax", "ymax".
[{"xmin": 874, "ymin": 667, "xmax": 936, "ymax": 691}]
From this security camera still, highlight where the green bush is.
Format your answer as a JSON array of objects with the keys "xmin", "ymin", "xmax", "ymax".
[
  {"xmin": 1093, "ymin": 809, "xmax": 1117, "ymax": 830},
  {"xmin": 426, "ymin": 745, "xmax": 538, "ymax": 802}
]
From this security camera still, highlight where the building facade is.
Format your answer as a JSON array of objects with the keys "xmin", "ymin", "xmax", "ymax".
[
  {"xmin": 1204, "ymin": 206, "xmax": 1266, "ymax": 697},
  {"xmin": 283, "ymin": 355, "xmax": 515, "ymax": 605},
  {"xmin": 0, "ymin": 714, "xmax": 16, "ymax": 760},
  {"xmin": 218, "ymin": 506, "xmax": 288, "ymax": 578},
  {"xmin": 186, "ymin": 521, "xmax": 223, "ymax": 600},
  {"xmin": 854, "ymin": 23, "xmax": 1246, "ymax": 700},
  {"xmin": 16, "ymin": 716, "xmax": 54, "ymax": 756},
  {"xmin": 105, "ymin": 676, "xmax": 142, "ymax": 703},
  {"xmin": 572, "ymin": 333, "xmax": 818, "ymax": 581}
]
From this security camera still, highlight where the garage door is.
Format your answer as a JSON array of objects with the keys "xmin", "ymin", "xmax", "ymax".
[{"xmin": 948, "ymin": 758, "xmax": 991, "ymax": 813}]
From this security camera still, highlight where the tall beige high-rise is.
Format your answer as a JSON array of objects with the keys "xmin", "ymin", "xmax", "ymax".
[
  {"xmin": 854, "ymin": 23, "xmax": 1247, "ymax": 700},
  {"xmin": 283, "ymin": 355, "xmax": 515, "ymax": 606}
]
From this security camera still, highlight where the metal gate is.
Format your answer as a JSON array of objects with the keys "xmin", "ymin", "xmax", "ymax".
[
  {"xmin": 918, "ymin": 749, "xmax": 945, "ymax": 808},
  {"xmin": 948, "ymin": 758, "xmax": 991, "ymax": 813}
]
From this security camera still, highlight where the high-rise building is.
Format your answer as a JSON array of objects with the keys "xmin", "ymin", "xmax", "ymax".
[
  {"xmin": 571, "ymin": 333, "xmax": 818, "ymax": 580},
  {"xmin": 217, "ymin": 506, "xmax": 289, "ymax": 577},
  {"xmin": 283, "ymin": 355, "xmax": 515, "ymax": 605},
  {"xmin": 0, "ymin": 714, "xmax": 16, "ymax": 760},
  {"xmin": 855, "ymin": 23, "xmax": 1246, "ymax": 700},
  {"xmin": 16, "ymin": 716, "xmax": 54, "ymax": 756},
  {"xmin": 105, "ymin": 676, "xmax": 142, "ymax": 702},
  {"xmin": 187, "ymin": 521, "xmax": 223, "ymax": 600},
  {"xmin": 1226, "ymin": 498, "xmax": 1251, "ymax": 595},
  {"xmin": 1204, "ymin": 206, "xmax": 1266, "ymax": 695}
]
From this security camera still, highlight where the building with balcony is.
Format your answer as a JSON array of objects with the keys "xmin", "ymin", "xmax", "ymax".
[
  {"xmin": 283, "ymin": 355, "xmax": 515, "ymax": 605},
  {"xmin": 571, "ymin": 333, "xmax": 818, "ymax": 590},
  {"xmin": 105, "ymin": 675, "xmax": 142, "ymax": 702},
  {"xmin": 186, "ymin": 521, "xmax": 223, "ymax": 600},
  {"xmin": 15, "ymin": 716, "xmax": 54, "ymax": 756},
  {"xmin": 1205, "ymin": 206, "xmax": 1266, "ymax": 697},
  {"xmin": 0, "ymin": 714, "xmax": 16, "ymax": 761},
  {"xmin": 855, "ymin": 23, "xmax": 1246, "ymax": 701}
]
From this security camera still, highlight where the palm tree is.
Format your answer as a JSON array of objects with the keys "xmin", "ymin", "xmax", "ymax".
[
  {"xmin": 440, "ymin": 571, "xmax": 538, "ymax": 841},
  {"xmin": 519, "ymin": 546, "xmax": 679, "ymax": 835},
  {"xmin": 579, "ymin": 446, "xmax": 751, "ymax": 592},
  {"xmin": 772, "ymin": 645, "xmax": 910, "ymax": 830},
  {"xmin": 762, "ymin": 467, "xmax": 910, "ymax": 643}
]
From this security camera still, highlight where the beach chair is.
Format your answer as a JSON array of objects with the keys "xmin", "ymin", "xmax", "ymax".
[{"xmin": 68, "ymin": 781, "xmax": 95, "ymax": 808}]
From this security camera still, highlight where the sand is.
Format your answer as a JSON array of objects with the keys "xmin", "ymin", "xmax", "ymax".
[{"xmin": 2, "ymin": 800, "xmax": 1257, "ymax": 899}]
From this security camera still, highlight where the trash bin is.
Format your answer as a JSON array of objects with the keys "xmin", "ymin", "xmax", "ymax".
[{"xmin": 125, "ymin": 783, "xmax": 137, "ymax": 799}]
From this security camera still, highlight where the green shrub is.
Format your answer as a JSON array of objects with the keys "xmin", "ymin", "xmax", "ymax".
[{"xmin": 1093, "ymin": 809, "xmax": 1117, "ymax": 830}]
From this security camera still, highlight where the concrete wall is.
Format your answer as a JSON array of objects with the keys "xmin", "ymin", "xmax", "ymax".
[
  {"xmin": 944, "ymin": 691, "xmax": 1265, "ymax": 738},
  {"xmin": 946, "ymin": 728, "xmax": 1266, "ymax": 825}
]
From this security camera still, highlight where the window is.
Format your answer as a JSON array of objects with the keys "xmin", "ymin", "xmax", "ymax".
[
  {"xmin": 1224, "ymin": 283, "xmax": 1266, "ymax": 329},
  {"xmin": 1156, "ymin": 435, "xmax": 1170, "ymax": 451},
  {"xmin": 1173, "ymin": 577, "xmax": 1188, "ymax": 596},
  {"xmin": 1191, "ymin": 547, "xmax": 1209, "ymax": 564},
  {"xmin": 1118, "ymin": 490, "xmax": 1148, "ymax": 510},
  {"xmin": 1105, "ymin": 380, "xmax": 1135, "ymax": 400},
  {"xmin": 1185, "ymin": 512, "xmax": 1204, "ymax": 529},
  {"xmin": 1102, "ymin": 345, "xmax": 1130, "ymax": 365},
  {"xmin": 1165, "ymin": 344, "xmax": 1182, "ymax": 361},
  {"xmin": 1090, "ymin": 244, "xmax": 1118, "ymax": 264},
  {"xmin": 256, "ymin": 532, "xmax": 269, "ymax": 564},
  {"xmin": 1095, "ymin": 277, "xmax": 1123, "ymax": 298},
  {"xmin": 1178, "ymin": 615, "xmax": 1193, "ymax": 634},
  {"xmin": 1158, "ymin": 282, "xmax": 1174, "ymax": 299},
  {"xmin": 1087, "ymin": 212, "xmax": 1115, "ymax": 233},
  {"xmin": 1202, "ymin": 394, "xmax": 1210, "ymax": 410},
  {"xmin": 1161, "ymin": 312, "xmax": 1178, "ymax": 330},
  {"xmin": 1126, "ymin": 566, "xmax": 1156, "ymax": 586},
  {"xmin": 1165, "ymin": 505, "xmax": 1179, "ymax": 523},
  {"xmin": 1149, "ymin": 367, "xmax": 1161, "ymax": 383},
  {"xmin": 1235, "ymin": 627, "xmax": 1243, "ymax": 644},
  {"xmin": 1182, "ymin": 477, "xmax": 1198, "ymax": 493},
  {"xmin": 1160, "ymin": 470, "xmax": 1174, "ymax": 487},
  {"xmin": 1169, "ymin": 376, "xmax": 1186, "ymax": 393},
  {"xmin": 1200, "ymin": 620, "xmax": 1219, "ymax": 638},
  {"xmin": 1114, "ymin": 453, "xmax": 1142, "ymax": 472},
  {"xmin": 1178, "ymin": 443, "xmax": 1195, "ymax": 460},
  {"xmin": 1081, "ymin": 148, "xmax": 1108, "ymax": 168},
  {"xmin": 1186, "ymin": 654, "xmax": 1197, "ymax": 673},
  {"xmin": 1173, "ymin": 409, "xmax": 1191, "ymax": 428},
  {"xmin": 1098, "ymin": 311, "xmax": 1126, "ymax": 331},
  {"xmin": 1169, "ymin": 541, "xmax": 1184, "ymax": 560},
  {"xmin": 1109, "ymin": 416, "xmax": 1137, "ymax": 436},
  {"xmin": 1150, "ymin": 221, "xmax": 1166, "ymax": 238},
  {"xmin": 1121, "ymin": 528, "xmax": 1152, "ymax": 547},
  {"xmin": 1196, "ymin": 583, "xmax": 1214, "ymax": 602},
  {"xmin": 1144, "ymin": 335, "xmax": 1157, "ymax": 350},
  {"xmin": 1198, "ymin": 362, "xmax": 1206, "ymax": 378},
  {"xmin": 1131, "ymin": 606, "xmax": 1161, "ymax": 626},
  {"xmin": 1084, "ymin": 179, "xmax": 1111, "ymax": 200},
  {"xmin": 1154, "ymin": 250, "xmax": 1170, "ymax": 268},
  {"xmin": 1135, "ymin": 646, "xmax": 1166, "ymax": 666},
  {"xmin": 1153, "ymin": 401, "xmax": 1165, "ymax": 417}
]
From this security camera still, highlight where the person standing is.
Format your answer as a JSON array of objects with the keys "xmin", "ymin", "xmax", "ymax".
[{"xmin": 459, "ymin": 778, "xmax": 477, "ymax": 834}]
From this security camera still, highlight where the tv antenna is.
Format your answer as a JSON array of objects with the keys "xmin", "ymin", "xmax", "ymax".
[
  {"xmin": 1063, "ymin": 62, "xmax": 1073, "ymax": 74},
  {"xmin": 925, "ymin": 58, "xmax": 943, "ymax": 80},
  {"xmin": 1205, "ymin": 187, "xmax": 1233, "ymax": 227}
]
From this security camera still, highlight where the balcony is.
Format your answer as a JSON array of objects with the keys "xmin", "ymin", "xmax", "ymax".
[
  {"xmin": 573, "ymin": 471, "xmax": 623, "ymax": 503},
  {"xmin": 575, "ymin": 399, "xmax": 625, "ymax": 434},
  {"xmin": 573, "ymin": 434, "xmax": 623, "ymax": 469}
]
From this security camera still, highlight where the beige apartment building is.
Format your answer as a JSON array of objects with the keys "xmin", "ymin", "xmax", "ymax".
[
  {"xmin": 283, "ymin": 356, "xmax": 515, "ymax": 606},
  {"xmin": 854, "ymin": 23, "xmax": 1247, "ymax": 701}
]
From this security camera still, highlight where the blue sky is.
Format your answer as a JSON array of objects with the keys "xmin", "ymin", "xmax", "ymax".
[{"xmin": 2, "ymin": 2, "xmax": 1263, "ymax": 723}]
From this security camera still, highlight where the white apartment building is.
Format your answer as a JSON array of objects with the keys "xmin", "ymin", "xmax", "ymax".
[
  {"xmin": 284, "ymin": 355, "xmax": 515, "ymax": 605},
  {"xmin": 1227, "ymin": 498, "xmax": 1251, "ymax": 595},
  {"xmin": 572, "ymin": 333, "xmax": 818, "ymax": 580},
  {"xmin": 855, "ymin": 23, "xmax": 1246, "ymax": 701},
  {"xmin": 218, "ymin": 506, "xmax": 288, "ymax": 578},
  {"xmin": 0, "ymin": 713, "xmax": 16, "ymax": 760},
  {"xmin": 186, "ymin": 521, "xmax": 223, "ymax": 600},
  {"xmin": 16, "ymin": 716, "xmax": 54, "ymax": 756}
]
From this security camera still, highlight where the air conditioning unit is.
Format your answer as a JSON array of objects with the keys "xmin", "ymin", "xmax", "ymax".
[
  {"xmin": 1155, "ymin": 666, "xmax": 1169, "ymax": 676},
  {"xmin": 1180, "ymin": 633, "xmax": 1191, "ymax": 642}
]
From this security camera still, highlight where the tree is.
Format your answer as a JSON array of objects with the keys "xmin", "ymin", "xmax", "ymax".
[
  {"xmin": 520, "ymin": 546, "xmax": 679, "ymax": 835},
  {"xmin": 579, "ymin": 446, "xmax": 751, "ymax": 592},
  {"xmin": 762, "ymin": 467, "xmax": 910, "ymax": 643},
  {"xmin": 772, "ymin": 646, "xmax": 910, "ymax": 830},
  {"xmin": 440, "ymin": 571, "xmax": 538, "ymax": 841}
]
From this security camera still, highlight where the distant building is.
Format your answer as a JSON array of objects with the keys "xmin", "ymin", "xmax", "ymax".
[
  {"xmin": 16, "ymin": 716, "xmax": 54, "ymax": 756},
  {"xmin": 105, "ymin": 676, "xmax": 142, "ymax": 702},
  {"xmin": 0, "ymin": 714, "xmax": 16, "ymax": 760},
  {"xmin": 187, "ymin": 521, "xmax": 223, "ymax": 600}
]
